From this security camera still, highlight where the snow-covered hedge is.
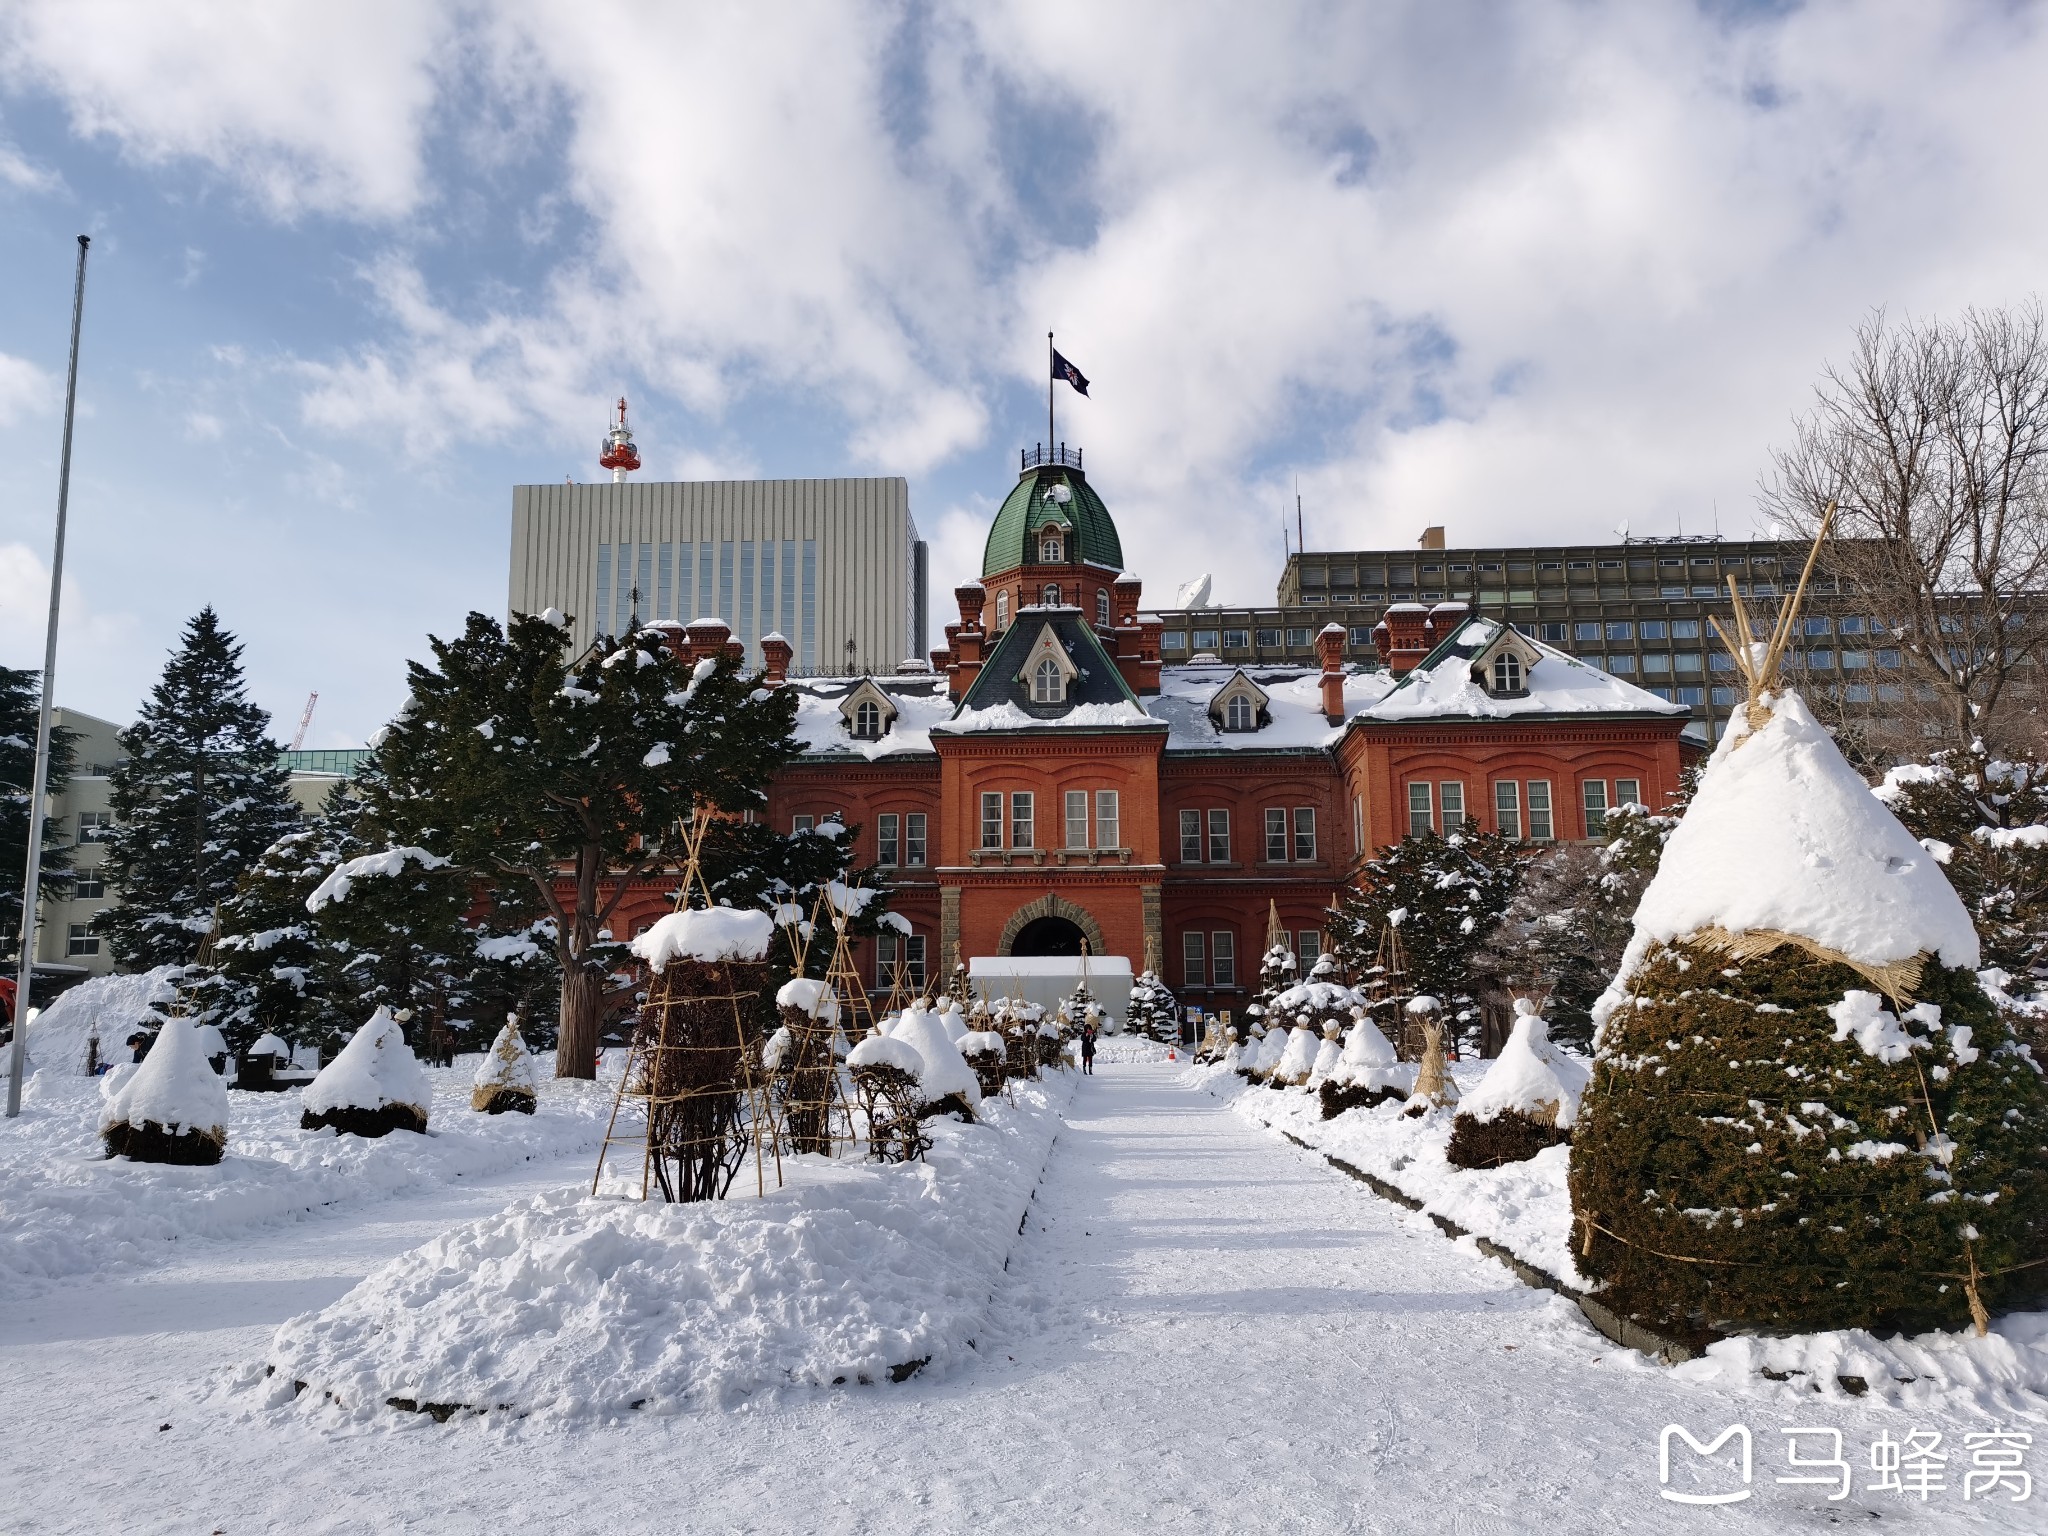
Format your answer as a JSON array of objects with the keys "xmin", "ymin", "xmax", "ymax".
[
  {"xmin": 302, "ymin": 1008, "xmax": 432, "ymax": 1137},
  {"xmin": 99, "ymin": 1018, "xmax": 231, "ymax": 1165}
]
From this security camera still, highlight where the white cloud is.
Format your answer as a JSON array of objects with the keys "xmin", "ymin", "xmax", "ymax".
[
  {"xmin": 0, "ymin": 540, "xmax": 145, "ymax": 698},
  {"xmin": 0, "ymin": 352, "xmax": 50, "ymax": 426}
]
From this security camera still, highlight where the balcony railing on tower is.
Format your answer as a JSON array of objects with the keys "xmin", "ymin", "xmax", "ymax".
[{"xmin": 1020, "ymin": 443, "xmax": 1084, "ymax": 473}]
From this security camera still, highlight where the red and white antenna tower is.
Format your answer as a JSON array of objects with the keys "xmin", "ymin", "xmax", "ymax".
[{"xmin": 599, "ymin": 396, "xmax": 640, "ymax": 482}]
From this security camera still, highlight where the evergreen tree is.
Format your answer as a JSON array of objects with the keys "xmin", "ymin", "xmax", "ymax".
[
  {"xmin": 1, "ymin": 665, "xmax": 77, "ymax": 961},
  {"xmin": 94, "ymin": 609, "xmax": 302, "ymax": 968},
  {"xmin": 363, "ymin": 613, "xmax": 800, "ymax": 1078},
  {"xmin": 1125, "ymin": 970, "xmax": 1180, "ymax": 1042},
  {"xmin": 209, "ymin": 817, "xmax": 339, "ymax": 1051},
  {"xmin": 1332, "ymin": 827, "xmax": 1527, "ymax": 1018},
  {"xmin": 1242, "ymin": 938, "xmax": 1298, "ymax": 1038}
]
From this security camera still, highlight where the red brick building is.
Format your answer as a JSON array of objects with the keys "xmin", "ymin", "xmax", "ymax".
[{"xmin": 609, "ymin": 451, "xmax": 1692, "ymax": 1015}]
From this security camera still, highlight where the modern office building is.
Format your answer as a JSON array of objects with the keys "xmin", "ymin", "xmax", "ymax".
[
  {"xmin": 1148, "ymin": 529, "xmax": 1896, "ymax": 743},
  {"xmin": 507, "ymin": 477, "xmax": 928, "ymax": 675}
]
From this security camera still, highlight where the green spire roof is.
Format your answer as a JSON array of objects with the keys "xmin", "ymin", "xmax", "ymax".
[{"xmin": 981, "ymin": 463, "xmax": 1124, "ymax": 578}]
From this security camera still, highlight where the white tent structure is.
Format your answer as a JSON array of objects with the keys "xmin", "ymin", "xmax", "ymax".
[{"xmin": 967, "ymin": 955, "xmax": 1132, "ymax": 1025}]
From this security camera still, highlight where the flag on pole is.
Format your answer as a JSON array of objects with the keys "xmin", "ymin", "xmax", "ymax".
[{"xmin": 1052, "ymin": 348, "xmax": 1090, "ymax": 396}]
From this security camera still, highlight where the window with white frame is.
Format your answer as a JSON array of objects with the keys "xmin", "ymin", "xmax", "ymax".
[
  {"xmin": 1211, "ymin": 930, "xmax": 1236, "ymax": 986},
  {"xmin": 877, "ymin": 931, "xmax": 927, "ymax": 989},
  {"xmin": 980, "ymin": 792, "xmax": 1003, "ymax": 849},
  {"xmin": 1208, "ymin": 808, "xmax": 1231, "ymax": 862},
  {"xmin": 1065, "ymin": 790, "xmax": 1089, "ymax": 849},
  {"xmin": 792, "ymin": 813, "xmax": 815, "ymax": 833},
  {"xmin": 1095, "ymin": 790, "xmax": 1120, "ymax": 849},
  {"xmin": 1298, "ymin": 930, "xmax": 1322, "ymax": 964},
  {"xmin": 1182, "ymin": 931, "xmax": 1205, "ymax": 987},
  {"xmin": 1440, "ymin": 781, "xmax": 1465, "ymax": 829},
  {"xmin": 853, "ymin": 699, "xmax": 882, "ymax": 739},
  {"xmin": 905, "ymin": 812, "xmax": 927, "ymax": 867},
  {"xmin": 67, "ymin": 923, "xmax": 99, "ymax": 956},
  {"xmin": 995, "ymin": 590, "xmax": 1009, "ymax": 630},
  {"xmin": 877, "ymin": 813, "xmax": 900, "ymax": 866},
  {"xmin": 1225, "ymin": 694, "xmax": 1255, "ymax": 731},
  {"xmin": 1011, "ymin": 791, "xmax": 1035, "ymax": 848},
  {"xmin": 1407, "ymin": 782, "xmax": 1433, "ymax": 837},
  {"xmin": 76, "ymin": 811, "xmax": 113, "ymax": 843},
  {"xmin": 1491, "ymin": 652, "xmax": 1524, "ymax": 693},
  {"xmin": 1096, "ymin": 589, "xmax": 1111, "ymax": 626},
  {"xmin": 74, "ymin": 872, "xmax": 105, "ymax": 900},
  {"xmin": 1353, "ymin": 796, "xmax": 1364, "ymax": 855},
  {"xmin": 1265, "ymin": 807, "xmax": 1289, "ymax": 861},
  {"xmin": 1040, "ymin": 533, "xmax": 1063, "ymax": 562},
  {"xmin": 1042, "ymin": 583, "xmax": 1061, "ymax": 606},
  {"xmin": 1616, "ymin": 777, "xmax": 1642, "ymax": 810},
  {"xmin": 1179, "ymin": 808, "xmax": 1202, "ymax": 862},
  {"xmin": 1293, "ymin": 806, "xmax": 1316, "ymax": 861},
  {"xmin": 1495, "ymin": 780, "xmax": 1521, "ymax": 839},
  {"xmin": 1582, "ymin": 780, "xmax": 1608, "ymax": 838},
  {"xmin": 1527, "ymin": 781, "xmax": 1554, "ymax": 841},
  {"xmin": 1032, "ymin": 658, "xmax": 1065, "ymax": 703}
]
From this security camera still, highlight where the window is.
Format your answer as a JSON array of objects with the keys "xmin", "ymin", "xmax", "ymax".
[
  {"xmin": 76, "ymin": 811, "xmax": 113, "ymax": 843},
  {"xmin": 1011, "ymin": 791, "xmax": 1034, "ymax": 849},
  {"xmin": 1256, "ymin": 627, "xmax": 1282, "ymax": 646},
  {"xmin": 1672, "ymin": 618, "xmax": 1702, "ymax": 639},
  {"xmin": 1575, "ymin": 621, "xmax": 1602, "ymax": 642},
  {"xmin": 1180, "ymin": 809, "xmax": 1202, "ymax": 862},
  {"xmin": 1805, "ymin": 615, "xmax": 1832, "ymax": 636},
  {"xmin": 1540, "ymin": 623, "xmax": 1569, "ymax": 643},
  {"xmin": 1615, "ymin": 777, "xmax": 1641, "ymax": 810},
  {"xmin": 1710, "ymin": 652, "xmax": 1735, "ymax": 672},
  {"xmin": 995, "ymin": 591, "xmax": 1010, "ymax": 630},
  {"xmin": 905, "ymin": 813, "xmax": 927, "ymax": 867},
  {"xmin": 1712, "ymin": 686, "xmax": 1737, "ymax": 706},
  {"xmin": 1042, "ymin": 584, "xmax": 1062, "ymax": 606},
  {"xmin": 1192, "ymin": 629, "xmax": 1220, "ymax": 652},
  {"xmin": 1876, "ymin": 648, "xmax": 1903, "ymax": 668},
  {"xmin": 1065, "ymin": 790, "xmax": 1089, "ymax": 849},
  {"xmin": 1211, "ymin": 930, "xmax": 1236, "ymax": 986},
  {"xmin": 1495, "ymin": 780, "xmax": 1521, "ymax": 839},
  {"xmin": 1286, "ymin": 628, "xmax": 1312, "ymax": 647},
  {"xmin": 1605, "ymin": 621, "xmax": 1633, "ymax": 641},
  {"xmin": 1096, "ymin": 589, "xmax": 1111, "ymax": 626},
  {"xmin": 1677, "ymin": 686, "xmax": 1705, "ymax": 706},
  {"xmin": 1265, "ymin": 808, "xmax": 1289, "ymax": 861},
  {"xmin": 853, "ymin": 699, "xmax": 883, "ymax": 738},
  {"xmin": 1839, "ymin": 616, "xmax": 1866, "ymax": 635},
  {"xmin": 1408, "ymin": 782, "xmax": 1433, "ymax": 837},
  {"xmin": 1293, "ymin": 806, "xmax": 1317, "ymax": 861},
  {"xmin": 1182, "ymin": 931, "xmax": 1205, "ymax": 987},
  {"xmin": 1040, "ymin": 533, "xmax": 1063, "ymax": 562},
  {"xmin": 792, "ymin": 813, "xmax": 815, "ymax": 833},
  {"xmin": 1353, "ymin": 795, "xmax": 1364, "ymax": 855},
  {"xmin": 1642, "ymin": 653, "xmax": 1670, "ymax": 674},
  {"xmin": 1225, "ymin": 694, "xmax": 1255, "ymax": 731},
  {"xmin": 1440, "ymin": 781, "xmax": 1465, "ymax": 829},
  {"xmin": 1842, "ymin": 650, "xmax": 1869, "ymax": 669},
  {"xmin": 878, "ymin": 813, "xmax": 900, "ymax": 866},
  {"xmin": 1808, "ymin": 649, "xmax": 1835, "ymax": 670},
  {"xmin": 1640, "ymin": 620, "xmax": 1668, "ymax": 640},
  {"xmin": 1527, "ymin": 781, "xmax": 1553, "ymax": 841},
  {"xmin": 1162, "ymin": 630, "xmax": 1188, "ymax": 653},
  {"xmin": 877, "ymin": 931, "xmax": 927, "ymax": 990},
  {"xmin": 1348, "ymin": 626, "xmax": 1375, "ymax": 646},
  {"xmin": 1032, "ymin": 658, "xmax": 1065, "ymax": 703},
  {"xmin": 73, "ymin": 872, "xmax": 105, "ymax": 900},
  {"xmin": 1490, "ymin": 653, "xmax": 1523, "ymax": 693},
  {"xmin": 1223, "ymin": 628, "xmax": 1250, "ymax": 649},
  {"xmin": 1606, "ymin": 655, "xmax": 1636, "ymax": 675},
  {"xmin": 980, "ymin": 793, "xmax": 1003, "ymax": 849},
  {"xmin": 1674, "ymin": 653, "xmax": 1703, "ymax": 672},
  {"xmin": 1208, "ymin": 808, "xmax": 1231, "ymax": 862},
  {"xmin": 1096, "ymin": 790, "xmax": 1120, "ymax": 849},
  {"xmin": 67, "ymin": 923, "xmax": 98, "ymax": 956},
  {"xmin": 1298, "ymin": 930, "xmax": 1322, "ymax": 964},
  {"xmin": 1583, "ymin": 779, "xmax": 1608, "ymax": 838}
]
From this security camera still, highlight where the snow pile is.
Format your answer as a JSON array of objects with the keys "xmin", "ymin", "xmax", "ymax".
[
  {"xmin": 846, "ymin": 1033, "xmax": 923, "ymax": 1076},
  {"xmin": 1309, "ymin": 1027, "xmax": 1343, "ymax": 1085},
  {"xmin": 1247, "ymin": 1027, "xmax": 1289, "ymax": 1079},
  {"xmin": 1620, "ymin": 691, "xmax": 1978, "ymax": 982},
  {"xmin": 775, "ymin": 977, "xmax": 838, "ymax": 1022},
  {"xmin": 302, "ymin": 1008, "xmax": 432, "ymax": 1133},
  {"xmin": 1457, "ymin": 1002, "xmax": 1591, "ymax": 1127},
  {"xmin": 885, "ymin": 1003, "xmax": 981, "ymax": 1109},
  {"xmin": 21, "ymin": 966, "xmax": 181, "ymax": 1074},
  {"xmin": 470, "ymin": 1018, "xmax": 539, "ymax": 1113},
  {"xmin": 1272, "ymin": 1026, "xmax": 1320, "ymax": 1086},
  {"xmin": 631, "ymin": 908, "xmax": 775, "ymax": 971},
  {"xmin": 250, "ymin": 1032, "xmax": 291, "ymax": 1060},
  {"xmin": 262, "ymin": 1076, "xmax": 1074, "ymax": 1421},
  {"xmin": 99, "ymin": 1018, "xmax": 231, "ymax": 1154},
  {"xmin": 1329, "ymin": 1014, "xmax": 1410, "ymax": 1097}
]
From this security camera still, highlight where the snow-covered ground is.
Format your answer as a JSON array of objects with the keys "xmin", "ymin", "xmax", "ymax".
[{"xmin": 0, "ymin": 1060, "xmax": 2039, "ymax": 1531}]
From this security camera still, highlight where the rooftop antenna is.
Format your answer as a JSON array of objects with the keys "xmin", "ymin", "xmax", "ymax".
[
  {"xmin": 1296, "ymin": 478, "xmax": 1304, "ymax": 555},
  {"xmin": 599, "ymin": 396, "xmax": 640, "ymax": 483}
]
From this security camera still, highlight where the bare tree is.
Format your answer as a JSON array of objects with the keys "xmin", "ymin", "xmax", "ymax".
[{"xmin": 1762, "ymin": 302, "xmax": 2048, "ymax": 755}]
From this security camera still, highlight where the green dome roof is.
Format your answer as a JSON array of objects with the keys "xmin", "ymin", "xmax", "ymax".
[{"xmin": 981, "ymin": 463, "xmax": 1124, "ymax": 578}]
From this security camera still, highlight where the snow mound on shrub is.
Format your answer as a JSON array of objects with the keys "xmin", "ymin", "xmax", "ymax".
[
  {"xmin": 470, "ymin": 1020, "xmax": 538, "ymax": 1099},
  {"xmin": 304, "ymin": 1008, "xmax": 431, "ymax": 1119},
  {"xmin": 99, "ymin": 1018, "xmax": 229, "ymax": 1141},
  {"xmin": 775, "ymin": 978, "xmax": 837, "ymax": 1020},
  {"xmin": 1625, "ymin": 691, "xmax": 1978, "ymax": 976},
  {"xmin": 1458, "ymin": 1003, "xmax": 1591, "ymax": 1127},
  {"xmin": 885, "ymin": 1004, "xmax": 980, "ymax": 1106},
  {"xmin": 631, "ymin": 907, "xmax": 774, "ymax": 971},
  {"xmin": 264, "ymin": 1078, "xmax": 1071, "ymax": 1421},
  {"xmin": 1274, "ymin": 1026, "xmax": 1320, "ymax": 1084},
  {"xmin": 846, "ymin": 1034, "xmax": 923, "ymax": 1075}
]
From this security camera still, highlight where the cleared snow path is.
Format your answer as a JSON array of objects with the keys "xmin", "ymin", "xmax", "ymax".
[{"xmin": 0, "ymin": 1064, "xmax": 2034, "ymax": 1532}]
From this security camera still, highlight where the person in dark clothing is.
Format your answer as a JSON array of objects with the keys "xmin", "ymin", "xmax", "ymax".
[{"xmin": 1080, "ymin": 1026, "xmax": 1097, "ymax": 1074}]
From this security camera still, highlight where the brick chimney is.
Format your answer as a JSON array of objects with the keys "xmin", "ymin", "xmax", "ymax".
[
  {"xmin": 1111, "ymin": 572, "xmax": 1161, "ymax": 695},
  {"xmin": 1375, "ymin": 604, "xmax": 1431, "ymax": 674},
  {"xmin": 944, "ymin": 581, "xmax": 991, "ymax": 701},
  {"xmin": 1422, "ymin": 600, "xmax": 1470, "ymax": 649},
  {"xmin": 760, "ymin": 632, "xmax": 793, "ymax": 684},
  {"xmin": 1315, "ymin": 623, "xmax": 1348, "ymax": 723},
  {"xmin": 684, "ymin": 617, "xmax": 742, "ymax": 668}
]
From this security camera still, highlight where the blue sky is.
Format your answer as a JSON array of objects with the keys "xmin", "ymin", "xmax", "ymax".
[{"xmin": 3, "ymin": 1, "xmax": 2045, "ymax": 745}]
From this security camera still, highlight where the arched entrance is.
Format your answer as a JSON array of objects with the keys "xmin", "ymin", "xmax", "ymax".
[
  {"xmin": 1011, "ymin": 915, "xmax": 1086, "ymax": 956},
  {"xmin": 997, "ymin": 894, "xmax": 1106, "ymax": 956}
]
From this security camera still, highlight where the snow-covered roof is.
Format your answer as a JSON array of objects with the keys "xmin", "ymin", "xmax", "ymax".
[
  {"xmin": 1361, "ymin": 617, "xmax": 1687, "ymax": 723},
  {"xmin": 1144, "ymin": 664, "xmax": 1391, "ymax": 750},
  {"xmin": 788, "ymin": 675, "xmax": 953, "ymax": 759}
]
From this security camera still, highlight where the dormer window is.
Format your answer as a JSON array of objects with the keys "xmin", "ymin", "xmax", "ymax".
[
  {"xmin": 1225, "ymin": 695, "xmax": 1255, "ymax": 731},
  {"xmin": 853, "ymin": 699, "xmax": 883, "ymax": 739},
  {"xmin": 1491, "ymin": 653, "xmax": 1524, "ymax": 694},
  {"xmin": 1032, "ymin": 657, "xmax": 1066, "ymax": 703},
  {"xmin": 1040, "ymin": 533, "xmax": 1064, "ymax": 562},
  {"xmin": 1096, "ymin": 589, "xmax": 1111, "ymax": 626},
  {"xmin": 1043, "ymin": 583, "xmax": 1061, "ymax": 606},
  {"xmin": 838, "ymin": 678, "xmax": 899, "ymax": 740},
  {"xmin": 995, "ymin": 590, "xmax": 1010, "ymax": 630},
  {"xmin": 1207, "ymin": 668, "xmax": 1271, "ymax": 734}
]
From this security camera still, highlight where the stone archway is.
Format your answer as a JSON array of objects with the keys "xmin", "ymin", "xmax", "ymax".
[{"xmin": 998, "ymin": 894, "xmax": 1106, "ymax": 957}]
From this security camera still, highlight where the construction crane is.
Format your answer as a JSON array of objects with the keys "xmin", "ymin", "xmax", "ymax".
[{"xmin": 290, "ymin": 692, "xmax": 318, "ymax": 752}]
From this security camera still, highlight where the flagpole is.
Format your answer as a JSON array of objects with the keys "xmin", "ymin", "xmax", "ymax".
[
  {"xmin": 1047, "ymin": 331, "xmax": 1054, "ymax": 458},
  {"xmin": 9, "ymin": 235, "xmax": 90, "ymax": 1117}
]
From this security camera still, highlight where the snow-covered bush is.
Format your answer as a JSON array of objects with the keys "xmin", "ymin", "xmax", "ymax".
[
  {"xmin": 1246, "ymin": 1022, "xmax": 1289, "ymax": 1082},
  {"xmin": 470, "ymin": 1016, "xmax": 539, "ymax": 1114},
  {"xmin": 1271, "ymin": 1025, "xmax": 1321, "ymax": 1087},
  {"xmin": 957, "ymin": 1027, "xmax": 1007, "ymax": 1099},
  {"xmin": 99, "ymin": 1017, "xmax": 232, "ymax": 1164},
  {"xmin": 846, "ymin": 1031, "xmax": 927, "ymax": 1163},
  {"xmin": 1307, "ymin": 1022, "xmax": 1344, "ymax": 1086},
  {"xmin": 770, "ymin": 977, "xmax": 841, "ymax": 1155},
  {"xmin": 1403, "ymin": 996, "xmax": 1457, "ymax": 1112},
  {"xmin": 1125, "ymin": 969, "xmax": 1180, "ymax": 1042},
  {"xmin": 1446, "ymin": 1001, "xmax": 1589, "ymax": 1169},
  {"xmin": 301, "ymin": 1007, "xmax": 432, "ymax": 1138},
  {"xmin": 1318, "ymin": 1011, "xmax": 1410, "ymax": 1119},
  {"xmin": 888, "ymin": 1001, "xmax": 981, "ymax": 1120},
  {"xmin": 1572, "ymin": 691, "xmax": 2048, "ymax": 1337}
]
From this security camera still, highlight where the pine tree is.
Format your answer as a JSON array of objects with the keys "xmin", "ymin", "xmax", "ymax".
[
  {"xmin": 362, "ymin": 614, "xmax": 800, "ymax": 1079},
  {"xmin": 1, "ymin": 665, "xmax": 77, "ymax": 961},
  {"xmin": 1125, "ymin": 970, "xmax": 1180, "ymax": 1042},
  {"xmin": 93, "ymin": 609, "xmax": 302, "ymax": 968},
  {"xmin": 1332, "ymin": 828, "xmax": 1526, "ymax": 1020}
]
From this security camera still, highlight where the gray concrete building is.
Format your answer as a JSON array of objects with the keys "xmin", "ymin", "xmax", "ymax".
[
  {"xmin": 508, "ymin": 478, "xmax": 927, "ymax": 674},
  {"xmin": 1150, "ymin": 529, "xmax": 1902, "ymax": 744}
]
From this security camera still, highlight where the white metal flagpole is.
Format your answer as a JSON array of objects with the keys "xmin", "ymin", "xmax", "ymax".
[{"xmin": 8, "ymin": 235, "xmax": 91, "ymax": 1118}]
